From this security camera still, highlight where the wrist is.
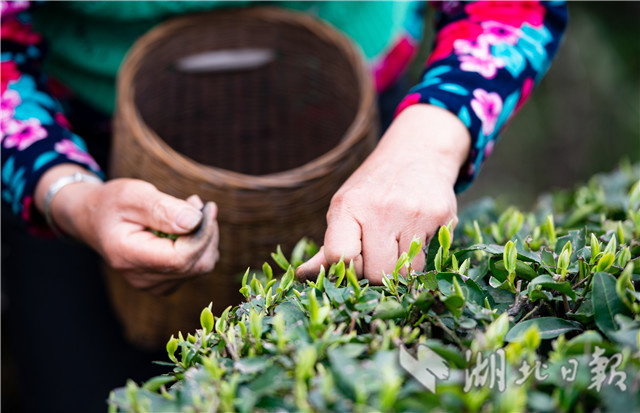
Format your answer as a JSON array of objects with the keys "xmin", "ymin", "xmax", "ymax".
[
  {"xmin": 383, "ymin": 104, "xmax": 471, "ymax": 184},
  {"xmin": 35, "ymin": 164, "xmax": 104, "ymax": 239}
]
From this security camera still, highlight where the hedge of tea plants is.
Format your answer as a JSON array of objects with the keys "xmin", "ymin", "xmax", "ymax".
[{"xmin": 109, "ymin": 163, "xmax": 640, "ymax": 413}]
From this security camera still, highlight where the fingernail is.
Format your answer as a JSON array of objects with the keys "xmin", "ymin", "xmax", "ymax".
[{"xmin": 176, "ymin": 208, "xmax": 202, "ymax": 231}]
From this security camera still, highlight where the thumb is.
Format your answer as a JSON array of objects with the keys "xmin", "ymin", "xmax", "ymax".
[{"xmin": 129, "ymin": 183, "xmax": 204, "ymax": 234}]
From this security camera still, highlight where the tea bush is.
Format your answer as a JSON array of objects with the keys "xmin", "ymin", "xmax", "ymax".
[{"xmin": 109, "ymin": 163, "xmax": 640, "ymax": 413}]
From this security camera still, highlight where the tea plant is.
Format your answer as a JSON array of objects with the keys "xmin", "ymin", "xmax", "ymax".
[{"xmin": 109, "ymin": 163, "xmax": 640, "ymax": 413}]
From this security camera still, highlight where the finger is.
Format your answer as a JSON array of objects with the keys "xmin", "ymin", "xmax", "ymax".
[
  {"xmin": 147, "ymin": 279, "xmax": 185, "ymax": 296},
  {"xmin": 128, "ymin": 184, "xmax": 203, "ymax": 235},
  {"xmin": 117, "ymin": 203, "xmax": 216, "ymax": 274},
  {"xmin": 186, "ymin": 194, "xmax": 205, "ymax": 209},
  {"xmin": 398, "ymin": 233, "xmax": 426, "ymax": 274},
  {"xmin": 123, "ymin": 270, "xmax": 173, "ymax": 289},
  {"xmin": 323, "ymin": 210, "xmax": 363, "ymax": 273},
  {"xmin": 172, "ymin": 202, "xmax": 218, "ymax": 272},
  {"xmin": 191, "ymin": 242, "xmax": 218, "ymax": 274},
  {"xmin": 296, "ymin": 247, "xmax": 329, "ymax": 281},
  {"xmin": 124, "ymin": 271, "xmax": 185, "ymax": 295},
  {"xmin": 362, "ymin": 228, "xmax": 399, "ymax": 285},
  {"xmin": 189, "ymin": 206, "xmax": 220, "ymax": 274},
  {"xmin": 177, "ymin": 202, "xmax": 217, "ymax": 250},
  {"xmin": 121, "ymin": 229, "xmax": 203, "ymax": 275}
]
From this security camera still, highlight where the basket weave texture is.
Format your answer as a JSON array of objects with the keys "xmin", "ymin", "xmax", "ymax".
[{"xmin": 106, "ymin": 7, "xmax": 378, "ymax": 349}]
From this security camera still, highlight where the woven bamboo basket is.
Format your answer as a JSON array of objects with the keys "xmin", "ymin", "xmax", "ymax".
[{"xmin": 105, "ymin": 7, "xmax": 378, "ymax": 350}]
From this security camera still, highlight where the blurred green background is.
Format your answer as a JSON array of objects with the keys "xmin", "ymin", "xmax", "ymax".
[{"xmin": 413, "ymin": 2, "xmax": 640, "ymax": 210}]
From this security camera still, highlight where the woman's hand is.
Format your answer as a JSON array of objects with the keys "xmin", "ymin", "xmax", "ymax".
[
  {"xmin": 296, "ymin": 104, "xmax": 471, "ymax": 284},
  {"xmin": 35, "ymin": 165, "xmax": 219, "ymax": 295}
]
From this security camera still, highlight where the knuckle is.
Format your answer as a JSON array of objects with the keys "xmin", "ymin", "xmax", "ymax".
[
  {"xmin": 150, "ymin": 198, "xmax": 170, "ymax": 220},
  {"xmin": 118, "ymin": 180, "xmax": 141, "ymax": 197},
  {"xmin": 402, "ymin": 198, "xmax": 424, "ymax": 219},
  {"xmin": 124, "ymin": 273, "xmax": 152, "ymax": 290},
  {"xmin": 329, "ymin": 190, "xmax": 347, "ymax": 207},
  {"xmin": 104, "ymin": 242, "xmax": 129, "ymax": 270},
  {"xmin": 324, "ymin": 246, "xmax": 354, "ymax": 264},
  {"xmin": 328, "ymin": 190, "xmax": 358, "ymax": 216},
  {"xmin": 195, "ymin": 258, "xmax": 216, "ymax": 275},
  {"xmin": 192, "ymin": 248, "xmax": 217, "ymax": 275},
  {"xmin": 431, "ymin": 200, "xmax": 456, "ymax": 223},
  {"xmin": 108, "ymin": 257, "xmax": 126, "ymax": 271},
  {"xmin": 168, "ymin": 253, "xmax": 191, "ymax": 273},
  {"xmin": 327, "ymin": 196, "xmax": 346, "ymax": 220},
  {"xmin": 129, "ymin": 179, "xmax": 156, "ymax": 192},
  {"xmin": 118, "ymin": 180, "xmax": 156, "ymax": 201},
  {"xmin": 324, "ymin": 249, "xmax": 342, "ymax": 263}
]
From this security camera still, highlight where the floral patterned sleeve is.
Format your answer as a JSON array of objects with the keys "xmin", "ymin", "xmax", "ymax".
[
  {"xmin": 396, "ymin": 1, "xmax": 568, "ymax": 192},
  {"xmin": 1, "ymin": 1, "xmax": 102, "ymax": 230}
]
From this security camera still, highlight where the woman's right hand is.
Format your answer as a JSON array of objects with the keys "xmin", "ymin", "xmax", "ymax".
[{"xmin": 35, "ymin": 164, "xmax": 219, "ymax": 295}]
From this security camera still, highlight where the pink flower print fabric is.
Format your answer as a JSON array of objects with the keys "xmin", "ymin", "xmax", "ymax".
[
  {"xmin": 397, "ymin": 1, "xmax": 568, "ymax": 192},
  {"xmin": 54, "ymin": 139, "xmax": 100, "ymax": 172},
  {"xmin": 470, "ymin": 88, "xmax": 503, "ymax": 136},
  {"xmin": 1, "ymin": 0, "xmax": 102, "ymax": 226},
  {"xmin": 2, "ymin": 117, "xmax": 48, "ymax": 150}
]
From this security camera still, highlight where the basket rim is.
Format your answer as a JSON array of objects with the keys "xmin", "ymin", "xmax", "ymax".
[{"xmin": 116, "ymin": 6, "xmax": 377, "ymax": 190}]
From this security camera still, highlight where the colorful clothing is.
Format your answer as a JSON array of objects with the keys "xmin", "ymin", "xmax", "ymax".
[
  {"xmin": 397, "ymin": 1, "xmax": 568, "ymax": 191},
  {"xmin": 0, "ymin": 0, "xmax": 568, "ymax": 229}
]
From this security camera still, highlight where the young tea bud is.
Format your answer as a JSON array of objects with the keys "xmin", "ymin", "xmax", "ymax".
[
  {"xmin": 590, "ymin": 233, "xmax": 601, "ymax": 264},
  {"xmin": 596, "ymin": 252, "xmax": 615, "ymax": 272},
  {"xmin": 503, "ymin": 240, "xmax": 517, "ymax": 276},
  {"xmin": 438, "ymin": 225, "xmax": 451, "ymax": 259},
  {"xmin": 166, "ymin": 335, "xmax": 178, "ymax": 363},
  {"xmin": 200, "ymin": 304, "xmax": 214, "ymax": 335}
]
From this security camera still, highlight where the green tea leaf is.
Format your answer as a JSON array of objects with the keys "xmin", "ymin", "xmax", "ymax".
[
  {"xmin": 166, "ymin": 335, "xmax": 178, "ymax": 362},
  {"xmin": 503, "ymin": 240, "xmax": 517, "ymax": 275},
  {"xmin": 595, "ymin": 252, "xmax": 615, "ymax": 272},
  {"xmin": 150, "ymin": 229, "xmax": 179, "ymax": 241},
  {"xmin": 262, "ymin": 263, "xmax": 273, "ymax": 283},
  {"xmin": 373, "ymin": 300, "xmax": 406, "ymax": 320},
  {"xmin": 437, "ymin": 272, "xmax": 485, "ymax": 305},
  {"xmin": 414, "ymin": 290, "xmax": 435, "ymax": 311},
  {"xmin": 407, "ymin": 236, "xmax": 422, "ymax": 261},
  {"xmin": 290, "ymin": 239, "xmax": 308, "ymax": 268},
  {"xmin": 464, "ymin": 243, "xmax": 539, "ymax": 263},
  {"xmin": 617, "ymin": 247, "xmax": 631, "ymax": 268},
  {"xmin": 424, "ymin": 234, "xmax": 441, "ymax": 272},
  {"xmin": 484, "ymin": 312, "xmax": 510, "ymax": 348},
  {"xmin": 271, "ymin": 245, "xmax": 290, "ymax": 271},
  {"xmin": 629, "ymin": 179, "xmax": 640, "ymax": 210},
  {"xmin": 592, "ymin": 272, "xmax": 630, "ymax": 337},
  {"xmin": 235, "ymin": 356, "xmax": 272, "ymax": 375},
  {"xmin": 590, "ymin": 233, "xmax": 601, "ymax": 264},
  {"xmin": 438, "ymin": 225, "xmax": 451, "ymax": 258},
  {"xmin": 526, "ymin": 275, "xmax": 576, "ymax": 300},
  {"xmin": 491, "ymin": 260, "xmax": 538, "ymax": 281},
  {"xmin": 540, "ymin": 250, "xmax": 556, "ymax": 272},
  {"xmin": 443, "ymin": 295, "xmax": 465, "ymax": 318},
  {"xmin": 200, "ymin": 304, "xmax": 214, "ymax": 335},
  {"xmin": 505, "ymin": 317, "xmax": 582, "ymax": 342},
  {"xmin": 142, "ymin": 375, "xmax": 175, "ymax": 392},
  {"xmin": 434, "ymin": 246, "xmax": 443, "ymax": 272}
]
